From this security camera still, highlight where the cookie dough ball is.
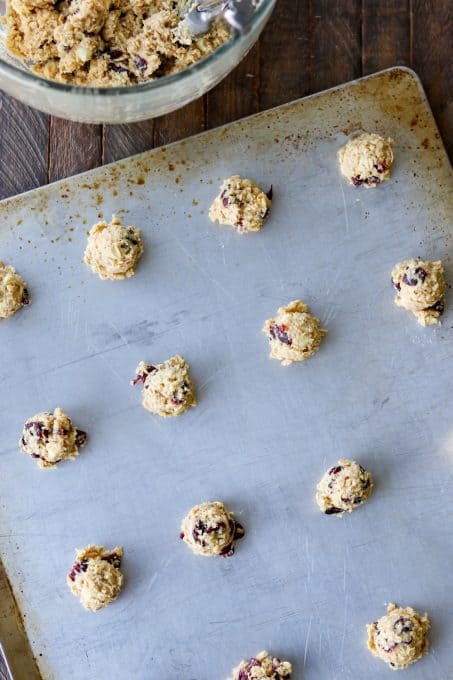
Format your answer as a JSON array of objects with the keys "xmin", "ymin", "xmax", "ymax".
[
  {"xmin": 180, "ymin": 501, "xmax": 244, "ymax": 557},
  {"xmin": 0, "ymin": 262, "xmax": 30, "ymax": 319},
  {"xmin": 338, "ymin": 133, "xmax": 394, "ymax": 187},
  {"xmin": 367, "ymin": 603, "xmax": 430, "ymax": 670},
  {"xmin": 131, "ymin": 355, "xmax": 196, "ymax": 417},
  {"xmin": 67, "ymin": 545, "xmax": 124, "ymax": 612},
  {"xmin": 19, "ymin": 407, "xmax": 87, "ymax": 469},
  {"xmin": 209, "ymin": 176, "xmax": 271, "ymax": 233},
  {"xmin": 316, "ymin": 459, "xmax": 373, "ymax": 515},
  {"xmin": 228, "ymin": 651, "xmax": 292, "ymax": 680},
  {"xmin": 262, "ymin": 299, "xmax": 327, "ymax": 366},
  {"xmin": 84, "ymin": 214, "xmax": 143, "ymax": 280},
  {"xmin": 391, "ymin": 258, "xmax": 446, "ymax": 326}
]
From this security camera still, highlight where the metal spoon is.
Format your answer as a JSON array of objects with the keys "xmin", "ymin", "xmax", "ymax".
[
  {"xmin": 0, "ymin": 643, "xmax": 14, "ymax": 680},
  {"xmin": 177, "ymin": 0, "xmax": 258, "ymax": 38}
]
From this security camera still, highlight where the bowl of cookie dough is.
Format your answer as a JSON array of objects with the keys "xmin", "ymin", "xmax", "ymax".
[{"xmin": 0, "ymin": 0, "xmax": 275, "ymax": 124}]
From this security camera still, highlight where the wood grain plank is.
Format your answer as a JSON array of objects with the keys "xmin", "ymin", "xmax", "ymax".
[
  {"xmin": 205, "ymin": 43, "xmax": 260, "ymax": 129},
  {"xmin": 48, "ymin": 118, "xmax": 102, "ymax": 183},
  {"xmin": 310, "ymin": 0, "xmax": 362, "ymax": 91},
  {"xmin": 153, "ymin": 99, "xmax": 204, "ymax": 149},
  {"xmin": 362, "ymin": 0, "xmax": 410, "ymax": 75},
  {"xmin": 259, "ymin": 0, "xmax": 310, "ymax": 109},
  {"xmin": 103, "ymin": 121, "xmax": 155, "ymax": 164},
  {"xmin": 260, "ymin": 0, "xmax": 362, "ymax": 112},
  {"xmin": 412, "ymin": 0, "xmax": 453, "ymax": 161},
  {"xmin": 0, "ymin": 93, "xmax": 48, "ymax": 200}
]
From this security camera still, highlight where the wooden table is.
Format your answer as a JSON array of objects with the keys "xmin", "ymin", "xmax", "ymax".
[
  {"xmin": 1, "ymin": 1, "xmax": 452, "ymax": 202},
  {"xmin": 0, "ymin": 2, "xmax": 452, "ymax": 678}
]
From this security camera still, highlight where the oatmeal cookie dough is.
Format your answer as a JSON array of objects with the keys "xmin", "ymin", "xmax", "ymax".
[
  {"xmin": 391, "ymin": 258, "xmax": 446, "ymax": 326},
  {"xmin": 0, "ymin": 262, "xmax": 29, "ymax": 319},
  {"xmin": 209, "ymin": 176, "xmax": 272, "ymax": 233},
  {"xmin": 367, "ymin": 603, "xmax": 430, "ymax": 670},
  {"xmin": 316, "ymin": 459, "xmax": 373, "ymax": 515},
  {"xmin": 67, "ymin": 545, "xmax": 124, "ymax": 611},
  {"xmin": 5, "ymin": 0, "xmax": 230, "ymax": 86},
  {"xmin": 228, "ymin": 650, "xmax": 292, "ymax": 680},
  {"xmin": 131, "ymin": 355, "xmax": 196, "ymax": 417},
  {"xmin": 262, "ymin": 299, "xmax": 327, "ymax": 366},
  {"xmin": 338, "ymin": 133, "xmax": 394, "ymax": 187},
  {"xmin": 180, "ymin": 501, "xmax": 244, "ymax": 557},
  {"xmin": 84, "ymin": 214, "xmax": 143, "ymax": 280},
  {"xmin": 19, "ymin": 407, "xmax": 87, "ymax": 469}
]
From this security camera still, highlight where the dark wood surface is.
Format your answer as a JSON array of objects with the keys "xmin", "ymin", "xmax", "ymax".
[{"xmin": 1, "ymin": 0, "xmax": 452, "ymax": 201}]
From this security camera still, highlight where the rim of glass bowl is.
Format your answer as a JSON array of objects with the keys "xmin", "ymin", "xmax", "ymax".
[{"xmin": 0, "ymin": 0, "xmax": 274, "ymax": 95}]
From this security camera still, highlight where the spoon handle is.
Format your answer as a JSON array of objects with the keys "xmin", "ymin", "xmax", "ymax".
[
  {"xmin": 179, "ymin": 0, "xmax": 257, "ymax": 36},
  {"xmin": 223, "ymin": 0, "xmax": 258, "ymax": 33},
  {"xmin": 0, "ymin": 644, "xmax": 14, "ymax": 680}
]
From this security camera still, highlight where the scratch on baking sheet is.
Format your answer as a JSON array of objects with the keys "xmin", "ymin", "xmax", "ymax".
[
  {"xmin": 66, "ymin": 296, "xmax": 81, "ymax": 340},
  {"xmin": 0, "ymin": 444, "xmax": 20, "ymax": 456},
  {"xmin": 35, "ymin": 342, "xmax": 127, "ymax": 376},
  {"xmin": 209, "ymin": 611, "xmax": 282, "ymax": 628},
  {"xmin": 84, "ymin": 321, "xmax": 126, "ymax": 384},
  {"xmin": 338, "ymin": 550, "xmax": 349, "ymax": 669},
  {"xmin": 165, "ymin": 228, "xmax": 235, "ymax": 302},
  {"xmin": 304, "ymin": 534, "xmax": 314, "ymax": 581},
  {"xmin": 318, "ymin": 627, "xmax": 323, "ymax": 655},
  {"xmin": 219, "ymin": 240, "xmax": 227, "ymax": 267},
  {"xmin": 351, "ymin": 538, "xmax": 378, "ymax": 550},
  {"xmin": 338, "ymin": 178, "xmax": 351, "ymax": 236},
  {"xmin": 220, "ymin": 312, "xmax": 249, "ymax": 441},
  {"xmin": 92, "ymin": 347, "xmax": 125, "ymax": 384},
  {"xmin": 303, "ymin": 614, "xmax": 312, "ymax": 666},
  {"xmin": 343, "ymin": 550, "xmax": 347, "ymax": 593},
  {"xmin": 257, "ymin": 239, "xmax": 285, "ymax": 292},
  {"xmin": 107, "ymin": 320, "xmax": 131, "ymax": 352},
  {"xmin": 144, "ymin": 568, "xmax": 160, "ymax": 596},
  {"xmin": 426, "ymin": 647, "xmax": 447, "ymax": 677},
  {"xmin": 197, "ymin": 364, "xmax": 227, "ymax": 391},
  {"xmin": 0, "ymin": 532, "xmax": 71, "ymax": 539},
  {"xmin": 322, "ymin": 302, "xmax": 339, "ymax": 326},
  {"xmin": 85, "ymin": 321, "xmax": 134, "ymax": 384}
]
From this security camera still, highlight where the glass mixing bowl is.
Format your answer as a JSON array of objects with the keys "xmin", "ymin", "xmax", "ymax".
[{"xmin": 0, "ymin": 0, "xmax": 275, "ymax": 124}]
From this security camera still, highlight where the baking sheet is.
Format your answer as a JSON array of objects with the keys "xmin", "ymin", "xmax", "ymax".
[{"xmin": 0, "ymin": 67, "xmax": 452, "ymax": 680}]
